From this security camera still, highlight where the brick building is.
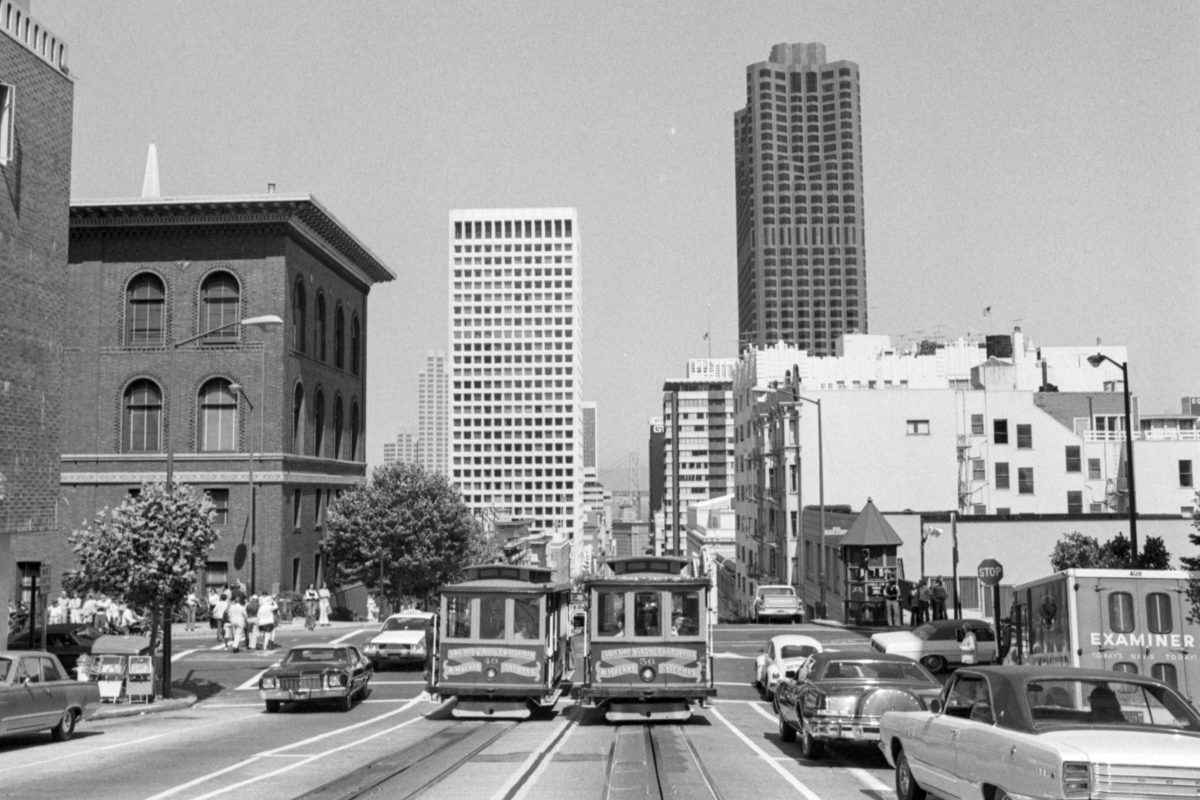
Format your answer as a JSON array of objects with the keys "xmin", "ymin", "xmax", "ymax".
[
  {"xmin": 12, "ymin": 193, "xmax": 394, "ymax": 596},
  {"xmin": 0, "ymin": 3, "xmax": 73, "ymax": 631}
]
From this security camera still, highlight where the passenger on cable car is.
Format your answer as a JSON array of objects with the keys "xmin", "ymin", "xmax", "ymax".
[{"xmin": 635, "ymin": 593, "xmax": 660, "ymax": 636}]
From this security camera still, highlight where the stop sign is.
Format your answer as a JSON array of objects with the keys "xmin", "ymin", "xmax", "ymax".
[{"xmin": 977, "ymin": 558, "xmax": 1004, "ymax": 586}]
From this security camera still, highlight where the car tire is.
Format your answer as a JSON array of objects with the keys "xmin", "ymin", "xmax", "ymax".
[
  {"xmin": 763, "ymin": 685, "xmax": 774, "ymax": 703},
  {"xmin": 50, "ymin": 709, "xmax": 76, "ymax": 742},
  {"xmin": 991, "ymin": 791, "xmax": 1011, "ymax": 800},
  {"xmin": 778, "ymin": 713, "xmax": 796, "ymax": 743},
  {"xmin": 920, "ymin": 655, "xmax": 946, "ymax": 673},
  {"xmin": 800, "ymin": 725, "xmax": 823, "ymax": 759},
  {"xmin": 895, "ymin": 749, "xmax": 927, "ymax": 800},
  {"xmin": 340, "ymin": 694, "xmax": 353, "ymax": 712},
  {"xmin": 265, "ymin": 700, "xmax": 281, "ymax": 714}
]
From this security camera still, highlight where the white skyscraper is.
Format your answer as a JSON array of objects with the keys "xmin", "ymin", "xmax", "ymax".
[
  {"xmin": 448, "ymin": 209, "xmax": 584, "ymax": 570},
  {"xmin": 418, "ymin": 350, "xmax": 448, "ymax": 475}
]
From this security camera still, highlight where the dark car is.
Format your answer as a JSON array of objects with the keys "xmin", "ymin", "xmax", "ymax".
[
  {"xmin": 259, "ymin": 644, "xmax": 373, "ymax": 713},
  {"xmin": 776, "ymin": 651, "xmax": 942, "ymax": 760},
  {"xmin": 7, "ymin": 624, "xmax": 105, "ymax": 674}
]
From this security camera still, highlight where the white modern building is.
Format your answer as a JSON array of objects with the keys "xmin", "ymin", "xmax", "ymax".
[
  {"xmin": 448, "ymin": 208, "xmax": 584, "ymax": 575},
  {"xmin": 418, "ymin": 350, "xmax": 449, "ymax": 476},
  {"xmin": 382, "ymin": 429, "xmax": 420, "ymax": 466}
]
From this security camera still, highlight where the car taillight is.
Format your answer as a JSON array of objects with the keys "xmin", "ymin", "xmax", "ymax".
[{"xmin": 1062, "ymin": 762, "xmax": 1090, "ymax": 795}]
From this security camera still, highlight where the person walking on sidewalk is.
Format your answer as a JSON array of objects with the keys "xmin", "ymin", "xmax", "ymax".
[
  {"xmin": 253, "ymin": 593, "xmax": 278, "ymax": 650},
  {"xmin": 318, "ymin": 583, "xmax": 332, "ymax": 627},
  {"xmin": 212, "ymin": 594, "xmax": 230, "ymax": 647},
  {"xmin": 227, "ymin": 596, "xmax": 248, "ymax": 653},
  {"xmin": 918, "ymin": 579, "xmax": 932, "ymax": 626},
  {"xmin": 185, "ymin": 591, "xmax": 198, "ymax": 632},
  {"xmin": 932, "ymin": 577, "xmax": 948, "ymax": 621},
  {"xmin": 304, "ymin": 584, "xmax": 319, "ymax": 630},
  {"xmin": 884, "ymin": 581, "xmax": 902, "ymax": 626}
]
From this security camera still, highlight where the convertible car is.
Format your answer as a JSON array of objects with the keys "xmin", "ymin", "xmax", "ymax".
[
  {"xmin": 0, "ymin": 650, "xmax": 100, "ymax": 742},
  {"xmin": 259, "ymin": 644, "xmax": 373, "ymax": 713},
  {"xmin": 775, "ymin": 652, "xmax": 941, "ymax": 759},
  {"xmin": 880, "ymin": 665, "xmax": 1200, "ymax": 800}
]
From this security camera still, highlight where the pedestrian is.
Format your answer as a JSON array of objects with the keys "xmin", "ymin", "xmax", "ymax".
[
  {"xmin": 304, "ymin": 584, "xmax": 319, "ymax": 630},
  {"xmin": 118, "ymin": 604, "xmax": 141, "ymax": 635},
  {"xmin": 207, "ymin": 586, "xmax": 220, "ymax": 633},
  {"xmin": 258, "ymin": 592, "xmax": 279, "ymax": 650},
  {"xmin": 959, "ymin": 622, "xmax": 978, "ymax": 665},
  {"xmin": 245, "ymin": 594, "xmax": 260, "ymax": 649},
  {"xmin": 918, "ymin": 579, "xmax": 931, "ymax": 626},
  {"xmin": 80, "ymin": 593, "xmax": 97, "ymax": 629},
  {"xmin": 366, "ymin": 594, "xmax": 379, "ymax": 624},
  {"xmin": 68, "ymin": 593, "xmax": 82, "ymax": 624},
  {"xmin": 212, "ymin": 593, "xmax": 230, "ymax": 646},
  {"xmin": 909, "ymin": 585, "xmax": 922, "ymax": 628},
  {"xmin": 105, "ymin": 597, "xmax": 121, "ymax": 633},
  {"xmin": 318, "ymin": 582, "xmax": 332, "ymax": 627},
  {"xmin": 932, "ymin": 577, "xmax": 948, "ymax": 621},
  {"xmin": 184, "ymin": 591, "xmax": 198, "ymax": 632},
  {"xmin": 227, "ymin": 595, "xmax": 248, "ymax": 653},
  {"xmin": 884, "ymin": 581, "xmax": 902, "ymax": 627}
]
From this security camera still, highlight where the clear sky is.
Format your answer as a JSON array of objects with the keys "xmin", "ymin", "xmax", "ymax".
[{"xmin": 37, "ymin": 1, "xmax": 1200, "ymax": 487}]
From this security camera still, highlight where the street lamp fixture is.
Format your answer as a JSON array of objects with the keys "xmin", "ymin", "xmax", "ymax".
[
  {"xmin": 1086, "ymin": 352, "xmax": 1138, "ymax": 566},
  {"xmin": 161, "ymin": 313, "xmax": 282, "ymax": 699}
]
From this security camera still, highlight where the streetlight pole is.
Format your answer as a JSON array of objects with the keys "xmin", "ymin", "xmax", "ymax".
[
  {"xmin": 775, "ymin": 375, "xmax": 825, "ymax": 619},
  {"xmin": 1087, "ymin": 354, "xmax": 1138, "ymax": 565},
  {"xmin": 163, "ymin": 314, "xmax": 282, "ymax": 699},
  {"xmin": 229, "ymin": 384, "xmax": 255, "ymax": 592}
]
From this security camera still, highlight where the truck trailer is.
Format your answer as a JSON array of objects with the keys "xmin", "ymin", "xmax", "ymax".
[{"xmin": 1010, "ymin": 568, "xmax": 1199, "ymax": 703}]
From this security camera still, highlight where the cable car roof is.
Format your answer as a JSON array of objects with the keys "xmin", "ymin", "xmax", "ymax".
[
  {"xmin": 605, "ymin": 556, "xmax": 691, "ymax": 576},
  {"xmin": 440, "ymin": 563, "xmax": 573, "ymax": 593}
]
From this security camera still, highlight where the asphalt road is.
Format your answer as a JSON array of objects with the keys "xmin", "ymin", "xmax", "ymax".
[{"xmin": 0, "ymin": 622, "xmax": 909, "ymax": 800}]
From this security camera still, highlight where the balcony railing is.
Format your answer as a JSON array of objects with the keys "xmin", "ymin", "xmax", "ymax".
[{"xmin": 1083, "ymin": 430, "xmax": 1200, "ymax": 442}]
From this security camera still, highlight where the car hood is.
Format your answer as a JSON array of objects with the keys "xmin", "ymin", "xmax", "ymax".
[
  {"xmin": 1040, "ymin": 729, "xmax": 1200, "ymax": 766},
  {"xmin": 871, "ymin": 632, "xmax": 921, "ymax": 649},
  {"xmin": 266, "ymin": 663, "xmax": 349, "ymax": 677},
  {"xmin": 370, "ymin": 631, "xmax": 425, "ymax": 646}
]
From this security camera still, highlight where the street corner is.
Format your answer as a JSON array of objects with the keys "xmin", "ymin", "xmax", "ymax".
[{"xmin": 87, "ymin": 688, "xmax": 199, "ymax": 722}]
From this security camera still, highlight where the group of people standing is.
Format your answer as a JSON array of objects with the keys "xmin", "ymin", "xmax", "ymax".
[
  {"xmin": 45, "ymin": 592, "xmax": 144, "ymax": 634},
  {"xmin": 205, "ymin": 586, "xmax": 281, "ymax": 653},
  {"xmin": 909, "ymin": 576, "xmax": 949, "ymax": 626},
  {"xmin": 303, "ymin": 583, "xmax": 333, "ymax": 630}
]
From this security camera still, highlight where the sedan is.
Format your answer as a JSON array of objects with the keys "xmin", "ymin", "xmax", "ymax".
[
  {"xmin": 754, "ymin": 634, "xmax": 823, "ymax": 703},
  {"xmin": 870, "ymin": 618, "xmax": 995, "ymax": 672},
  {"xmin": 776, "ymin": 652, "xmax": 942, "ymax": 759},
  {"xmin": 7, "ymin": 624, "xmax": 105, "ymax": 675},
  {"xmin": 362, "ymin": 611, "xmax": 433, "ymax": 670},
  {"xmin": 0, "ymin": 651, "xmax": 100, "ymax": 742},
  {"xmin": 880, "ymin": 665, "xmax": 1200, "ymax": 800},
  {"xmin": 259, "ymin": 645, "xmax": 373, "ymax": 713}
]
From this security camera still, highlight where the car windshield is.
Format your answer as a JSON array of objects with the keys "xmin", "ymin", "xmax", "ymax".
[
  {"xmin": 1026, "ymin": 678, "xmax": 1200, "ymax": 733},
  {"xmin": 284, "ymin": 648, "xmax": 349, "ymax": 665},
  {"xmin": 821, "ymin": 660, "xmax": 936, "ymax": 682},
  {"xmin": 781, "ymin": 645, "xmax": 817, "ymax": 660},
  {"xmin": 0, "ymin": 657, "xmax": 11, "ymax": 682},
  {"xmin": 382, "ymin": 617, "xmax": 428, "ymax": 632},
  {"xmin": 759, "ymin": 588, "xmax": 794, "ymax": 597}
]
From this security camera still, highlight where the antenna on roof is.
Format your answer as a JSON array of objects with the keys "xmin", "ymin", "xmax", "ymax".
[{"xmin": 141, "ymin": 144, "xmax": 160, "ymax": 199}]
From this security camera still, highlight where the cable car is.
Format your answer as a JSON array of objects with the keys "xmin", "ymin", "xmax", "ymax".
[
  {"xmin": 431, "ymin": 563, "xmax": 573, "ymax": 719},
  {"xmin": 573, "ymin": 556, "xmax": 716, "ymax": 722}
]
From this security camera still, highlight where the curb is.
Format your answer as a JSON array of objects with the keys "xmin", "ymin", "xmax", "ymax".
[{"xmin": 87, "ymin": 689, "xmax": 199, "ymax": 721}]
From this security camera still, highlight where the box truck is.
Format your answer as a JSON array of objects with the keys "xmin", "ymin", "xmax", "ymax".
[{"xmin": 1011, "ymin": 569, "xmax": 1199, "ymax": 703}]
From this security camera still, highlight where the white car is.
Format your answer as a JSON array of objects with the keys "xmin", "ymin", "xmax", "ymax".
[
  {"xmin": 361, "ymin": 611, "xmax": 434, "ymax": 670},
  {"xmin": 754, "ymin": 634, "xmax": 823, "ymax": 703},
  {"xmin": 870, "ymin": 618, "xmax": 996, "ymax": 672}
]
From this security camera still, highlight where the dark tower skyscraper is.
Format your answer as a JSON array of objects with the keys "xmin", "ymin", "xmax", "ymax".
[{"xmin": 735, "ymin": 42, "xmax": 866, "ymax": 356}]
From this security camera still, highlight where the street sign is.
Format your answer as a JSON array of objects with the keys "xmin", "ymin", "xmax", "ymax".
[
  {"xmin": 39, "ymin": 564, "xmax": 51, "ymax": 596},
  {"xmin": 977, "ymin": 558, "xmax": 1004, "ymax": 586}
]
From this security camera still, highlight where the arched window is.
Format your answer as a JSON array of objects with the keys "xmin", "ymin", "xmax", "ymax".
[
  {"xmin": 334, "ymin": 305, "xmax": 345, "ymax": 369},
  {"xmin": 198, "ymin": 378, "xmax": 237, "ymax": 452},
  {"xmin": 292, "ymin": 384, "xmax": 305, "ymax": 454},
  {"xmin": 126, "ymin": 273, "xmax": 165, "ymax": 346},
  {"xmin": 123, "ymin": 379, "xmax": 162, "ymax": 452},
  {"xmin": 200, "ymin": 272, "xmax": 240, "ymax": 340},
  {"xmin": 350, "ymin": 314, "xmax": 361, "ymax": 375},
  {"xmin": 350, "ymin": 400, "xmax": 360, "ymax": 461},
  {"xmin": 315, "ymin": 294, "xmax": 327, "ymax": 362},
  {"xmin": 333, "ymin": 395, "xmax": 344, "ymax": 460},
  {"xmin": 313, "ymin": 389, "xmax": 325, "ymax": 457},
  {"xmin": 292, "ymin": 279, "xmax": 307, "ymax": 353}
]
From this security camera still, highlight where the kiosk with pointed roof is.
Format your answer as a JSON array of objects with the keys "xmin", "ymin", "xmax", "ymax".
[{"xmin": 840, "ymin": 499, "xmax": 904, "ymax": 625}]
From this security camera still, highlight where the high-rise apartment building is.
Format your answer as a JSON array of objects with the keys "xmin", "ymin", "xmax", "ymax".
[
  {"xmin": 448, "ymin": 209, "xmax": 584, "ymax": 567},
  {"xmin": 735, "ymin": 42, "xmax": 866, "ymax": 356},
  {"xmin": 418, "ymin": 350, "xmax": 448, "ymax": 475},
  {"xmin": 383, "ymin": 430, "xmax": 421, "ymax": 466},
  {"xmin": 582, "ymin": 401, "xmax": 597, "ymax": 469}
]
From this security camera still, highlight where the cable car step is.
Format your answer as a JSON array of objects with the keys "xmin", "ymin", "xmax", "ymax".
[
  {"xmin": 452, "ymin": 699, "xmax": 533, "ymax": 719},
  {"xmin": 606, "ymin": 701, "xmax": 692, "ymax": 723}
]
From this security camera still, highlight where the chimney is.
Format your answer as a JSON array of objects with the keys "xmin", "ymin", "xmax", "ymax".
[
  {"xmin": 141, "ymin": 144, "xmax": 160, "ymax": 199},
  {"xmin": 267, "ymin": 183, "xmax": 276, "ymax": 194},
  {"xmin": 1011, "ymin": 327, "xmax": 1024, "ymax": 365}
]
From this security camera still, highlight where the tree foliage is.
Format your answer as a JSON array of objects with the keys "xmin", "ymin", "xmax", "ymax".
[
  {"xmin": 1182, "ymin": 491, "xmax": 1200, "ymax": 623},
  {"xmin": 64, "ymin": 480, "xmax": 219, "ymax": 652},
  {"xmin": 1051, "ymin": 530, "xmax": 1173, "ymax": 572},
  {"xmin": 322, "ymin": 462, "xmax": 489, "ymax": 608}
]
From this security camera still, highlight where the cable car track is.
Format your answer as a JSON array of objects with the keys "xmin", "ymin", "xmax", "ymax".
[{"xmin": 603, "ymin": 723, "xmax": 724, "ymax": 800}]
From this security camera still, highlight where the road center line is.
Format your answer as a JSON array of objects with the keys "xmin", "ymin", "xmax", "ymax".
[
  {"xmin": 708, "ymin": 707, "xmax": 824, "ymax": 800},
  {"xmin": 747, "ymin": 702, "xmax": 778, "ymax": 723}
]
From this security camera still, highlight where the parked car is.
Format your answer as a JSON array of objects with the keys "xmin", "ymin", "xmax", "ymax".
[
  {"xmin": 754, "ymin": 634, "xmax": 824, "ymax": 704},
  {"xmin": 0, "ymin": 651, "xmax": 100, "ymax": 741},
  {"xmin": 361, "ymin": 610, "xmax": 434, "ymax": 670},
  {"xmin": 880, "ymin": 665, "xmax": 1200, "ymax": 800},
  {"xmin": 776, "ymin": 652, "xmax": 941, "ymax": 759},
  {"xmin": 870, "ymin": 618, "xmax": 996, "ymax": 672},
  {"xmin": 752, "ymin": 585, "xmax": 804, "ymax": 624},
  {"xmin": 7, "ymin": 624, "xmax": 105, "ymax": 675},
  {"xmin": 259, "ymin": 644, "xmax": 373, "ymax": 713}
]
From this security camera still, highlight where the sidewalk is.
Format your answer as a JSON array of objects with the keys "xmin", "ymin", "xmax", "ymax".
[{"xmin": 88, "ymin": 689, "xmax": 198, "ymax": 721}]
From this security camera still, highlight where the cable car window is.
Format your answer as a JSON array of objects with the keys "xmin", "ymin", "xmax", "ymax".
[
  {"xmin": 670, "ymin": 591, "xmax": 700, "ymax": 636},
  {"xmin": 446, "ymin": 596, "xmax": 473, "ymax": 639},
  {"xmin": 1108, "ymin": 592, "xmax": 1135, "ymax": 634},
  {"xmin": 513, "ymin": 596, "xmax": 540, "ymax": 640},
  {"xmin": 597, "ymin": 591, "xmax": 626, "ymax": 637},
  {"xmin": 1146, "ymin": 593, "xmax": 1172, "ymax": 634},
  {"xmin": 479, "ymin": 595, "xmax": 506, "ymax": 640},
  {"xmin": 634, "ymin": 592, "xmax": 662, "ymax": 636}
]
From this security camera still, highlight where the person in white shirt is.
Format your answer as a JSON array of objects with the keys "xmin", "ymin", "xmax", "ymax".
[
  {"xmin": 212, "ymin": 596, "xmax": 230, "ymax": 648},
  {"xmin": 318, "ymin": 583, "xmax": 332, "ymax": 627},
  {"xmin": 226, "ymin": 598, "xmax": 248, "ymax": 653},
  {"xmin": 252, "ymin": 594, "xmax": 279, "ymax": 650}
]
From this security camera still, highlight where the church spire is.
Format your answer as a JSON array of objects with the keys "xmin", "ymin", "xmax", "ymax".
[{"xmin": 141, "ymin": 143, "xmax": 160, "ymax": 198}]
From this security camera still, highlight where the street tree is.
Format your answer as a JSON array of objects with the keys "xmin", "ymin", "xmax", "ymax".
[
  {"xmin": 64, "ymin": 480, "xmax": 219, "ymax": 659},
  {"xmin": 1051, "ymin": 530, "xmax": 1173, "ymax": 572},
  {"xmin": 323, "ymin": 462, "xmax": 488, "ymax": 609},
  {"xmin": 1049, "ymin": 532, "xmax": 1102, "ymax": 572},
  {"xmin": 1181, "ymin": 491, "xmax": 1200, "ymax": 623}
]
